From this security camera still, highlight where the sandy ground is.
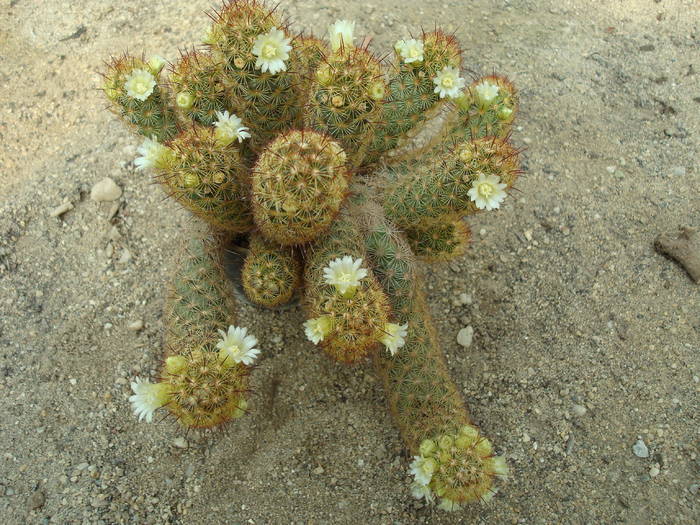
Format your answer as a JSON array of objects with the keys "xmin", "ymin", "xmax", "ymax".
[{"xmin": 1, "ymin": 0, "xmax": 698, "ymax": 523}]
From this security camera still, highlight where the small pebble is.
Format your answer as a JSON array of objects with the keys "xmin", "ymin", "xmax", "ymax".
[
  {"xmin": 632, "ymin": 439, "xmax": 649, "ymax": 458},
  {"xmin": 128, "ymin": 319, "xmax": 144, "ymax": 331},
  {"xmin": 572, "ymin": 404, "xmax": 587, "ymax": 417},
  {"xmin": 312, "ymin": 466, "xmax": 324, "ymax": 475},
  {"xmin": 457, "ymin": 326, "xmax": 474, "ymax": 348},
  {"xmin": 173, "ymin": 437, "xmax": 188, "ymax": 449},
  {"xmin": 649, "ymin": 466, "xmax": 660, "ymax": 478},
  {"xmin": 49, "ymin": 202, "xmax": 73, "ymax": 217},
  {"xmin": 671, "ymin": 166, "xmax": 686, "ymax": 176},
  {"xmin": 458, "ymin": 293, "xmax": 472, "ymax": 306},
  {"xmin": 606, "ymin": 166, "xmax": 616, "ymax": 174},
  {"xmin": 118, "ymin": 248, "xmax": 132, "ymax": 264},
  {"xmin": 90, "ymin": 177, "xmax": 122, "ymax": 202}
]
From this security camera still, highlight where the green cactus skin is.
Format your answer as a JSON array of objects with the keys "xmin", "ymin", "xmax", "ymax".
[
  {"xmin": 306, "ymin": 46, "xmax": 386, "ymax": 168},
  {"xmin": 102, "ymin": 54, "xmax": 177, "ymax": 141},
  {"xmin": 405, "ymin": 218, "xmax": 471, "ymax": 262},
  {"xmin": 155, "ymin": 125, "xmax": 254, "ymax": 234},
  {"xmin": 382, "ymin": 137, "xmax": 521, "ymax": 230},
  {"xmin": 290, "ymin": 35, "xmax": 330, "ymax": 104},
  {"xmin": 241, "ymin": 233, "xmax": 302, "ymax": 307},
  {"xmin": 164, "ymin": 237, "xmax": 237, "ymax": 352},
  {"xmin": 363, "ymin": 215, "xmax": 505, "ymax": 506},
  {"xmin": 251, "ymin": 130, "xmax": 350, "ymax": 245},
  {"xmin": 206, "ymin": 0, "xmax": 300, "ymax": 149},
  {"xmin": 161, "ymin": 237, "xmax": 249, "ymax": 429},
  {"xmin": 303, "ymin": 214, "xmax": 391, "ymax": 364},
  {"xmin": 454, "ymin": 75, "xmax": 518, "ymax": 140},
  {"xmin": 169, "ymin": 50, "xmax": 228, "ymax": 126},
  {"xmin": 367, "ymin": 30, "xmax": 462, "ymax": 164}
]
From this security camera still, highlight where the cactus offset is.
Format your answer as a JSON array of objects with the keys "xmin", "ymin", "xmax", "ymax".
[
  {"xmin": 306, "ymin": 46, "xmax": 386, "ymax": 168},
  {"xmin": 154, "ymin": 125, "xmax": 253, "ymax": 233},
  {"xmin": 102, "ymin": 54, "xmax": 177, "ymax": 141},
  {"xmin": 103, "ymin": 1, "xmax": 526, "ymax": 513},
  {"xmin": 241, "ymin": 233, "xmax": 302, "ymax": 307}
]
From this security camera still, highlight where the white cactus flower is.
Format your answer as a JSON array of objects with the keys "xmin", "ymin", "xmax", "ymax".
[
  {"xmin": 411, "ymin": 482, "xmax": 435, "ymax": 502},
  {"xmin": 329, "ymin": 20, "xmax": 355, "ymax": 52},
  {"xmin": 304, "ymin": 317, "xmax": 333, "ymax": 345},
  {"xmin": 213, "ymin": 110, "xmax": 251, "ymax": 145},
  {"xmin": 252, "ymin": 27, "xmax": 292, "ymax": 74},
  {"xmin": 395, "ymin": 38, "xmax": 424, "ymax": 64},
  {"xmin": 216, "ymin": 326, "xmax": 260, "ymax": 366},
  {"xmin": 409, "ymin": 456, "xmax": 436, "ymax": 486},
  {"xmin": 467, "ymin": 173, "xmax": 508, "ymax": 211},
  {"xmin": 432, "ymin": 66, "xmax": 465, "ymax": 99},
  {"xmin": 380, "ymin": 323, "xmax": 408, "ymax": 356},
  {"xmin": 129, "ymin": 378, "xmax": 169, "ymax": 423},
  {"xmin": 124, "ymin": 68, "xmax": 156, "ymax": 101},
  {"xmin": 474, "ymin": 80, "xmax": 500, "ymax": 106},
  {"xmin": 135, "ymin": 136, "xmax": 171, "ymax": 171},
  {"xmin": 322, "ymin": 256, "xmax": 368, "ymax": 295}
]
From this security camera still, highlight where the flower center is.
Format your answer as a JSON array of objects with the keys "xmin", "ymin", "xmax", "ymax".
[
  {"xmin": 337, "ymin": 272, "xmax": 352, "ymax": 283},
  {"xmin": 135, "ymin": 81, "xmax": 148, "ymax": 94},
  {"xmin": 409, "ymin": 47, "xmax": 420, "ymax": 58},
  {"xmin": 228, "ymin": 344, "xmax": 241, "ymax": 356},
  {"xmin": 477, "ymin": 182, "xmax": 494, "ymax": 198},
  {"xmin": 441, "ymin": 76, "xmax": 454, "ymax": 88},
  {"xmin": 262, "ymin": 43, "xmax": 277, "ymax": 59}
]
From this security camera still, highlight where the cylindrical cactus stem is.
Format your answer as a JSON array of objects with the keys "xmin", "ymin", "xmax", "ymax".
[
  {"xmin": 404, "ymin": 217, "xmax": 472, "ymax": 262},
  {"xmin": 241, "ymin": 232, "xmax": 302, "ymax": 308},
  {"xmin": 382, "ymin": 136, "xmax": 521, "ymax": 231},
  {"xmin": 206, "ymin": 0, "xmax": 300, "ymax": 149},
  {"xmin": 163, "ymin": 237, "xmax": 238, "ymax": 351},
  {"xmin": 169, "ymin": 50, "xmax": 229, "ymax": 126},
  {"xmin": 290, "ymin": 35, "xmax": 330, "ymax": 104},
  {"xmin": 102, "ymin": 53, "xmax": 177, "ymax": 141},
  {"xmin": 128, "ymin": 237, "xmax": 259, "ymax": 429},
  {"xmin": 453, "ymin": 75, "xmax": 518, "ymax": 140},
  {"xmin": 302, "ymin": 213, "xmax": 392, "ymax": 364},
  {"xmin": 367, "ymin": 30, "xmax": 463, "ymax": 164},
  {"xmin": 362, "ymin": 214, "xmax": 507, "ymax": 509},
  {"xmin": 150, "ymin": 125, "xmax": 254, "ymax": 234},
  {"xmin": 251, "ymin": 130, "xmax": 350, "ymax": 246},
  {"xmin": 306, "ymin": 46, "xmax": 386, "ymax": 168}
]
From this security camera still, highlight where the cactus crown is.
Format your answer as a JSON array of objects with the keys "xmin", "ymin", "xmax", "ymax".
[{"xmin": 105, "ymin": 0, "xmax": 524, "ymax": 513}]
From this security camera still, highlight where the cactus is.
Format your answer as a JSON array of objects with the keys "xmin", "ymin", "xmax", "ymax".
[
  {"xmin": 153, "ymin": 125, "xmax": 254, "ymax": 234},
  {"xmin": 129, "ymin": 237, "xmax": 253, "ymax": 428},
  {"xmin": 104, "ymin": 0, "xmax": 524, "ymax": 513},
  {"xmin": 252, "ymin": 130, "xmax": 349, "ymax": 245},
  {"xmin": 362, "ymin": 212, "xmax": 507, "ymax": 508},
  {"xmin": 241, "ymin": 232, "xmax": 302, "ymax": 307},
  {"xmin": 102, "ymin": 53, "xmax": 177, "ymax": 141}
]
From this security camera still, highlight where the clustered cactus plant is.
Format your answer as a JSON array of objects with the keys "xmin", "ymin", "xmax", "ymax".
[{"xmin": 104, "ymin": 0, "xmax": 521, "ymax": 512}]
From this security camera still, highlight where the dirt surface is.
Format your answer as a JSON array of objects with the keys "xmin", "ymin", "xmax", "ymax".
[{"xmin": 1, "ymin": 0, "xmax": 698, "ymax": 523}]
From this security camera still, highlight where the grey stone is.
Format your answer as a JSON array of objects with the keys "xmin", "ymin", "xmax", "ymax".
[{"xmin": 90, "ymin": 177, "xmax": 122, "ymax": 202}]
